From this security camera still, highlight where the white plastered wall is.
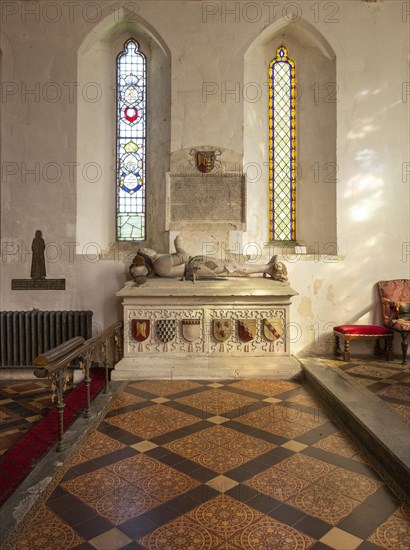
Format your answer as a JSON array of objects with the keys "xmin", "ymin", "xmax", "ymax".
[{"xmin": 0, "ymin": 1, "xmax": 408, "ymax": 355}]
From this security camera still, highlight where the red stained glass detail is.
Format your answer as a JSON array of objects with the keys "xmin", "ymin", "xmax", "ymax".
[{"xmin": 124, "ymin": 106, "xmax": 139, "ymax": 123}]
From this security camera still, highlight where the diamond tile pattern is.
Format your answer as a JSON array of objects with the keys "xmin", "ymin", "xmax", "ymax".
[
  {"xmin": 165, "ymin": 426, "xmax": 275, "ymax": 473},
  {"xmin": 175, "ymin": 388, "xmax": 258, "ymax": 415},
  {"xmin": 3, "ymin": 379, "xmax": 409, "ymax": 549},
  {"xmin": 236, "ymin": 402, "xmax": 329, "ymax": 439},
  {"xmin": 109, "ymin": 390, "xmax": 146, "ymax": 410},
  {"xmin": 129, "ymin": 380, "xmax": 202, "ymax": 396},
  {"xmin": 10, "ymin": 506, "xmax": 84, "ymax": 549},
  {"xmin": 368, "ymin": 505, "xmax": 410, "ymax": 549},
  {"xmin": 104, "ymin": 404, "xmax": 198, "ymax": 438},
  {"xmin": 229, "ymin": 379, "xmax": 299, "ymax": 396},
  {"xmin": 313, "ymin": 432, "xmax": 365, "ymax": 462},
  {"xmin": 77, "ymin": 430, "xmax": 127, "ymax": 460},
  {"xmin": 61, "ymin": 453, "xmax": 199, "ymax": 525},
  {"xmin": 328, "ymin": 357, "xmax": 410, "ymax": 426},
  {"xmin": 140, "ymin": 495, "xmax": 316, "ymax": 549}
]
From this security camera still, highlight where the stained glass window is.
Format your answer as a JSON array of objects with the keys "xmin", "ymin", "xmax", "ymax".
[
  {"xmin": 116, "ymin": 39, "xmax": 146, "ymax": 241},
  {"xmin": 269, "ymin": 46, "xmax": 296, "ymax": 241}
]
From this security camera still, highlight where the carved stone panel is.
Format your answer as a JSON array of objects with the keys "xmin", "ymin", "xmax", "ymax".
[
  {"xmin": 208, "ymin": 308, "xmax": 286, "ymax": 354},
  {"xmin": 166, "ymin": 173, "xmax": 246, "ymax": 229},
  {"xmin": 127, "ymin": 308, "xmax": 204, "ymax": 354},
  {"xmin": 125, "ymin": 306, "xmax": 287, "ymax": 355}
]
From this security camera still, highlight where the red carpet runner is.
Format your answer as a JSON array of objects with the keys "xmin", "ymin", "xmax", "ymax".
[{"xmin": 0, "ymin": 369, "xmax": 106, "ymax": 507}]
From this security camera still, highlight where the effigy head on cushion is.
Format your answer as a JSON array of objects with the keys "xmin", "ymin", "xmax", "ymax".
[{"xmin": 270, "ymin": 261, "xmax": 288, "ymax": 282}]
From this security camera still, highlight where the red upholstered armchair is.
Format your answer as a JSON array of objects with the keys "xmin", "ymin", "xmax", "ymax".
[{"xmin": 377, "ymin": 280, "xmax": 410, "ymax": 364}]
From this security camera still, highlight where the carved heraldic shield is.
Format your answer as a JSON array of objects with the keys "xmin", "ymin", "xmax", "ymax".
[
  {"xmin": 181, "ymin": 319, "xmax": 201, "ymax": 342},
  {"xmin": 131, "ymin": 319, "xmax": 150, "ymax": 352},
  {"xmin": 213, "ymin": 318, "xmax": 232, "ymax": 353},
  {"xmin": 156, "ymin": 319, "xmax": 176, "ymax": 343},
  {"xmin": 131, "ymin": 320, "xmax": 150, "ymax": 342},
  {"xmin": 182, "ymin": 319, "xmax": 201, "ymax": 352},
  {"xmin": 238, "ymin": 319, "xmax": 257, "ymax": 352},
  {"xmin": 213, "ymin": 319, "xmax": 233, "ymax": 342},
  {"xmin": 263, "ymin": 318, "xmax": 283, "ymax": 352},
  {"xmin": 238, "ymin": 320, "xmax": 257, "ymax": 343},
  {"xmin": 157, "ymin": 319, "xmax": 176, "ymax": 352},
  {"xmin": 263, "ymin": 318, "xmax": 282, "ymax": 341},
  {"xmin": 196, "ymin": 151, "xmax": 216, "ymax": 173}
]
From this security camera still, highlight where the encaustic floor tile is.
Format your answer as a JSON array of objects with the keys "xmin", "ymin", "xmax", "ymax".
[{"xmin": 2, "ymin": 378, "xmax": 409, "ymax": 550}]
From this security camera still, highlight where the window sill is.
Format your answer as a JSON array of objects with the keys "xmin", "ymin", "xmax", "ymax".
[{"xmin": 263, "ymin": 243, "xmax": 343, "ymax": 262}]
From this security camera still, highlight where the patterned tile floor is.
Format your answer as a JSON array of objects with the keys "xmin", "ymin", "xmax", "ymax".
[
  {"xmin": 326, "ymin": 357, "xmax": 410, "ymax": 425},
  {"xmin": 0, "ymin": 380, "xmax": 54, "ymax": 456},
  {"xmin": 2, "ymin": 378, "xmax": 410, "ymax": 549}
]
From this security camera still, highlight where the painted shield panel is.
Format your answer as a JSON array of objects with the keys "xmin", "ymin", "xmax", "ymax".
[
  {"xmin": 263, "ymin": 318, "xmax": 283, "ymax": 341},
  {"xmin": 238, "ymin": 320, "xmax": 257, "ymax": 343},
  {"xmin": 196, "ymin": 151, "xmax": 216, "ymax": 173},
  {"xmin": 181, "ymin": 319, "xmax": 201, "ymax": 342},
  {"xmin": 212, "ymin": 319, "xmax": 233, "ymax": 342},
  {"xmin": 131, "ymin": 319, "xmax": 150, "ymax": 342},
  {"xmin": 157, "ymin": 319, "xmax": 176, "ymax": 343}
]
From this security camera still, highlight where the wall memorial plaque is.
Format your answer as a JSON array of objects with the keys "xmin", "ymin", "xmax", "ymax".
[
  {"xmin": 11, "ymin": 279, "xmax": 66, "ymax": 291},
  {"xmin": 166, "ymin": 173, "xmax": 246, "ymax": 230}
]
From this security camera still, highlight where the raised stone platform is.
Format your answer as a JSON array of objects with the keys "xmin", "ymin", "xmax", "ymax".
[
  {"xmin": 113, "ymin": 277, "xmax": 300, "ymax": 380},
  {"xmin": 301, "ymin": 358, "xmax": 410, "ymax": 498}
]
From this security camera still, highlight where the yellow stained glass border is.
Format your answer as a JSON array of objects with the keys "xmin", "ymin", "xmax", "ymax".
[{"xmin": 269, "ymin": 46, "xmax": 296, "ymax": 241}]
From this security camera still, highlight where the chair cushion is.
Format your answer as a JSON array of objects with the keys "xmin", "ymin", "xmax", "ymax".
[{"xmin": 334, "ymin": 325, "xmax": 393, "ymax": 336}]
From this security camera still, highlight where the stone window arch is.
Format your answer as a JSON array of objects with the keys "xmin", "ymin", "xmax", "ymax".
[
  {"xmin": 244, "ymin": 18, "xmax": 337, "ymax": 253},
  {"xmin": 76, "ymin": 11, "xmax": 171, "ymax": 253}
]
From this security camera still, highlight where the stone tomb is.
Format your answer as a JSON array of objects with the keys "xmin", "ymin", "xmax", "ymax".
[{"xmin": 113, "ymin": 278, "xmax": 300, "ymax": 380}]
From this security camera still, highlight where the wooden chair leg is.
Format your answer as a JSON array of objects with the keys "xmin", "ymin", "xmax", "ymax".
[
  {"xmin": 401, "ymin": 333, "xmax": 408, "ymax": 365},
  {"xmin": 334, "ymin": 335, "xmax": 341, "ymax": 357},
  {"xmin": 374, "ymin": 338, "xmax": 381, "ymax": 356},
  {"xmin": 343, "ymin": 338, "xmax": 350, "ymax": 362},
  {"xmin": 386, "ymin": 337, "xmax": 393, "ymax": 361}
]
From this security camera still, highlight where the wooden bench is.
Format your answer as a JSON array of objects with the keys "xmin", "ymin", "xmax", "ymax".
[{"xmin": 333, "ymin": 325, "xmax": 394, "ymax": 362}]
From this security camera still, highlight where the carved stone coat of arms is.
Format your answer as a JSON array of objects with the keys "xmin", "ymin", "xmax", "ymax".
[{"xmin": 157, "ymin": 319, "xmax": 176, "ymax": 351}]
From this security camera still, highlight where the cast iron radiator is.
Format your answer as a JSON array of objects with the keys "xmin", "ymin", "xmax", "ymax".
[{"xmin": 0, "ymin": 310, "xmax": 93, "ymax": 367}]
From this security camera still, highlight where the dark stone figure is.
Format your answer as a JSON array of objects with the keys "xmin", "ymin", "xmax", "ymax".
[{"xmin": 30, "ymin": 230, "xmax": 46, "ymax": 280}]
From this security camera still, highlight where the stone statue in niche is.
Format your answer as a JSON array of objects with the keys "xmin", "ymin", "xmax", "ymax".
[
  {"xmin": 134, "ymin": 236, "xmax": 288, "ymax": 282},
  {"xmin": 30, "ymin": 230, "xmax": 46, "ymax": 280}
]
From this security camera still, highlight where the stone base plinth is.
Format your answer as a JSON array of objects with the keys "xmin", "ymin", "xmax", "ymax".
[{"xmin": 111, "ymin": 355, "xmax": 302, "ymax": 380}]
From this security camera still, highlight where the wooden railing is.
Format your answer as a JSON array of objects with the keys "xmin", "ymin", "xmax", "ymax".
[{"xmin": 34, "ymin": 322, "xmax": 122, "ymax": 452}]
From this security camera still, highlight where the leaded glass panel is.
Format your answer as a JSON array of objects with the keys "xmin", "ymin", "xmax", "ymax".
[
  {"xmin": 116, "ymin": 39, "xmax": 146, "ymax": 241},
  {"xmin": 269, "ymin": 46, "xmax": 296, "ymax": 241}
]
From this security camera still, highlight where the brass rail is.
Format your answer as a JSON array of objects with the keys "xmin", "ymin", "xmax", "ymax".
[{"xmin": 34, "ymin": 322, "xmax": 122, "ymax": 452}]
